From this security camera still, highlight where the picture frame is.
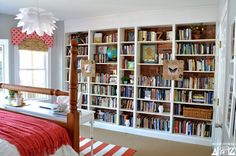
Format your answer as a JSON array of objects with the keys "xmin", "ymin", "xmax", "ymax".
[
  {"xmin": 163, "ymin": 60, "xmax": 184, "ymax": 81},
  {"xmin": 81, "ymin": 60, "xmax": 96, "ymax": 77},
  {"xmin": 141, "ymin": 44, "xmax": 157, "ymax": 63}
]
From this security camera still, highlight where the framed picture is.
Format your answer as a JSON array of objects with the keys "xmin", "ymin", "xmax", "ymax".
[
  {"xmin": 225, "ymin": 77, "xmax": 235, "ymax": 137},
  {"xmin": 81, "ymin": 60, "xmax": 95, "ymax": 77},
  {"xmin": 163, "ymin": 60, "xmax": 184, "ymax": 81},
  {"xmin": 142, "ymin": 44, "xmax": 157, "ymax": 63}
]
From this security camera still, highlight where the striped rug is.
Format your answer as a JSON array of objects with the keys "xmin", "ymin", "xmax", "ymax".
[{"xmin": 80, "ymin": 137, "xmax": 136, "ymax": 156}]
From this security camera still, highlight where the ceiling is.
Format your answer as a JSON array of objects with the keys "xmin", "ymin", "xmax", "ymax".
[{"xmin": 0, "ymin": 0, "xmax": 217, "ymax": 20}]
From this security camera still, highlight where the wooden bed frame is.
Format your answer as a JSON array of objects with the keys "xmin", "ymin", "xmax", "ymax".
[{"xmin": 0, "ymin": 39, "xmax": 80, "ymax": 153}]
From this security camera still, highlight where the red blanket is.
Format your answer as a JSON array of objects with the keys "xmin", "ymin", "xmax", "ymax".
[{"xmin": 0, "ymin": 110, "xmax": 71, "ymax": 156}]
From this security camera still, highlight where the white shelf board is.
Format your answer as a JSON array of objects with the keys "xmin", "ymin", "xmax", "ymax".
[
  {"xmin": 96, "ymin": 62, "xmax": 117, "ymax": 65},
  {"xmin": 137, "ymin": 98, "xmax": 170, "ymax": 103},
  {"xmin": 120, "ymin": 84, "xmax": 134, "ymax": 87},
  {"xmin": 174, "ymin": 88, "xmax": 214, "ymax": 91},
  {"xmin": 120, "ymin": 41, "xmax": 135, "ymax": 44},
  {"xmin": 176, "ymin": 39, "xmax": 216, "ymax": 42},
  {"xmin": 120, "ymin": 108, "xmax": 134, "ymax": 112},
  {"xmin": 120, "ymin": 69, "xmax": 134, "ymax": 71},
  {"xmin": 78, "ymin": 44, "xmax": 88, "ymax": 46},
  {"xmin": 137, "ymin": 63, "xmax": 163, "ymax": 66},
  {"xmin": 174, "ymin": 101, "xmax": 213, "ymax": 107},
  {"xmin": 175, "ymin": 54, "xmax": 215, "ymax": 57},
  {"xmin": 183, "ymin": 71, "xmax": 215, "ymax": 74},
  {"xmin": 91, "ymin": 42, "xmax": 118, "ymax": 45},
  {"xmin": 90, "ymin": 82, "xmax": 117, "ymax": 85},
  {"xmin": 138, "ymin": 40, "xmax": 172, "ymax": 44},
  {"xmin": 90, "ymin": 105, "xmax": 117, "ymax": 110},
  {"xmin": 173, "ymin": 115, "xmax": 212, "ymax": 121},
  {"xmin": 120, "ymin": 97, "xmax": 134, "ymax": 100},
  {"xmin": 90, "ymin": 94, "xmax": 117, "ymax": 98},
  {"xmin": 137, "ymin": 85, "xmax": 171, "ymax": 89},
  {"xmin": 136, "ymin": 111, "xmax": 170, "ymax": 117}
]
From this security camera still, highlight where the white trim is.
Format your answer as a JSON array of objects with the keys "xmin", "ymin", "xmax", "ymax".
[{"xmin": 0, "ymin": 40, "xmax": 9, "ymax": 83}]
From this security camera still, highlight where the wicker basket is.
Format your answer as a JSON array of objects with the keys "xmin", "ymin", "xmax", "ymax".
[{"xmin": 183, "ymin": 107, "xmax": 212, "ymax": 119}]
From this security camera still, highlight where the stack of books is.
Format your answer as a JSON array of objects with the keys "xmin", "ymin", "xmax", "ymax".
[
  {"xmin": 96, "ymin": 110, "xmax": 117, "ymax": 123},
  {"xmin": 177, "ymin": 28, "xmax": 192, "ymax": 40},
  {"xmin": 139, "ymin": 31, "xmax": 158, "ymax": 41},
  {"xmin": 139, "ymin": 88, "xmax": 170, "ymax": 101},
  {"xmin": 121, "ymin": 45, "xmax": 135, "ymax": 55},
  {"xmin": 92, "ymin": 85, "xmax": 117, "ymax": 96},
  {"xmin": 187, "ymin": 59, "xmax": 215, "ymax": 71},
  {"xmin": 78, "ymin": 46, "xmax": 88, "ymax": 55},
  {"xmin": 121, "ymin": 86, "xmax": 134, "ymax": 98}
]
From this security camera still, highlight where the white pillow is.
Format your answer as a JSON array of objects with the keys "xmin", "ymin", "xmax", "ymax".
[{"xmin": 56, "ymin": 92, "xmax": 82, "ymax": 111}]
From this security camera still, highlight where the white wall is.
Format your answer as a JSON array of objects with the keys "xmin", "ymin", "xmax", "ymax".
[{"xmin": 65, "ymin": 5, "xmax": 217, "ymax": 32}]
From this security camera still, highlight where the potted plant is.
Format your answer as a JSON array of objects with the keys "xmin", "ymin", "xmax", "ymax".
[
  {"xmin": 121, "ymin": 76, "xmax": 130, "ymax": 84},
  {"xmin": 8, "ymin": 90, "xmax": 16, "ymax": 99}
]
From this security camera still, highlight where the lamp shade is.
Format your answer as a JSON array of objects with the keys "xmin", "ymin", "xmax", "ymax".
[{"xmin": 15, "ymin": 7, "xmax": 58, "ymax": 36}]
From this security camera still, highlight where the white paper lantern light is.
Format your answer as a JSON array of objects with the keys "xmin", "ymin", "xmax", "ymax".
[{"xmin": 15, "ymin": 7, "xmax": 58, "ymax": 36}]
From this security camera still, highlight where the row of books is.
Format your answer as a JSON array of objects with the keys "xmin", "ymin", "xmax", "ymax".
[
  {"xmin": 92, "ymin": 97, "xmax": 117, "ymax": 108},
  {"xmin": 138, "ymin": 88, "xmax": 170, "ymax": 101},
  {"xmin": 136, "ymin": 116, "xmax": 170, "ymax": 131},
  {"xmin": 186, "ymin": 59, "xmax": 215, "ymax": 71},
  {"xmin": 174, "ymin": 120, "xmax": 212, "ymax": 137},
  {"xmin": 138, "ymin": 75, "xmax": 171, "ymax": 87},
  {"xmin": 143, "ymin": 52, "xmax": 172, "ymax": 64},
  {"xmin": 175, "ymin": 77, "xmax": 214, "ymax": 89},
  {"xmin": 92, "ymin": 85, "xmax": 117, "ymax": 96},
  {"xmin": 120, "ymin": 114, "xmax": 133, "ymax": 127},
  {"xmin": 94, "ymin": 32, "xmax": 118, "ymax": 43},
  {"xmin": 71, "ymin": 33, "xmax": 88, "ymax": 44},
  {"xmin": 95, "ymin": 110, "xmax": 116, "ymax": 123},
  {"xmin": 174, "ymin": 91, "xmax": 214, "ymax": 104},
  {"xmin": 82, "ymin": 95, "xmax": 88, "ymax": 104},
  {"xmin": 137, "ymin": 101, "xmax": 167, "ymax": 113},
  {"xmin": 121, "ymin": 86, "xmax": 134, "ymax": 98},
  {"xmin": 138, "ymin": 31, "xmax": 171, "ymax": 41},
  {"xmin": 121, "ymin": 99, "xmax": 133, "ymax": 110},
  {"xmin": 78, "ymin": 46, "xmax": 88, "ymax": 55},
  {"xmin": 177, "ymin": 28, "xmax": 192, "ymax": 40},
  {"xmin": 94, "ymin": 54, "xmax": 108, "ymax": 63},
  {"xmin": 78, "ymin": 84, "xmax": 87, "ymax": 93},
  {"xmin": 121, "ymin": 45, "xmax": 135, "ymax": 55},
  {"xmin": 174, "ymin": 104, "xmax": 183, "ymax": 115},
  {"xmin": 95, "ymin": 73, "xmax": 117, "ymax": 84},
  {"xmin": 177, "ymin": 43, "xmax": 216, "ymax": 55},
  {"xmin": 78, "ymin": 73, "xmax": 88, "ymax": 83}
]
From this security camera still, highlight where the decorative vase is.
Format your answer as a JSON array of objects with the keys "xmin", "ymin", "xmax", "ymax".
[{"xmin": 158, "ymin": 105, "xmax": 164, "ymax": 114}]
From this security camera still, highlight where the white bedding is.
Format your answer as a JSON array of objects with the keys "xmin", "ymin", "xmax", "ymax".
[{"xmin": 0, "ymin": 139, "xmax": 80, "ymax": 156}]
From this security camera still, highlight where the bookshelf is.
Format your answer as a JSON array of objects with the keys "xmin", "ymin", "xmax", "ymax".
[{"xmin": 63, "ymin": 22, "xmax": 216, "ymax": 145}]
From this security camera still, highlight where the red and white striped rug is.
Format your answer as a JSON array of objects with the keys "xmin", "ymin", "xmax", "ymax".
[{"xmin": 80, "ymin": 137, "xmax": 136, "ymax": 156}]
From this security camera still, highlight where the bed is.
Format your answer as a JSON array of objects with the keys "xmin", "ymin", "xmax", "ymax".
[{"xmin": 0, "ymin": 39, "xmax": 81, "ymax": 155}]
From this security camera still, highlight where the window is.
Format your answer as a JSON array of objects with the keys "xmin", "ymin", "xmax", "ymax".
[
  {"xmin": 0, "ymin": 45, "xmax": 3, "ymax": 82},
  {"xmin": 18, "ymin": 49, "xmax": 49, "ymax": 99}
]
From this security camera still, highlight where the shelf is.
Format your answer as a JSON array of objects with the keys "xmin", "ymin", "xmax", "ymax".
[
  {"xmin": 91, "ymin": 42, "xmax": 117, "ymax": 45},
  {"xmin": 173, "ymin": 115, "xmax": 212, "ymax": 121},
  {"xmin": 90, "ymin": 82, "xmax": 117, "ymax": 85},
  {"xmin": 183, "ymin": 71, "xmax": 215, "ymax": 74},
  {"xmin": 120, "ymin": 69, "xmax": 134, "ymax": 71},
  {"xmin": 176, "ymin": 39, "xmax": 216, "ymax": 43},
  {"xmin": 137, "ymin": 63, "xmax": 163, "ymax": 66},
  {"xmin": 175, "ymin": 54, "xmax": 215, "ymax": 57},
  {"xmin": 174, "ymin": 101, "xmax": 213, "ymax": 107},
  {"xmin": 120, "ymin": 54, "xmax": 135, "ymax": 57},
  {"xmin": 120, "ymin": 108, "xmax": 134, "ymax": 112},
  {"xmin": 78, "ymin": 44, "xmax": 88, "ymax": 46},
  {"xmin": 174, "ymin": 88, "xmax": 214, "ymax": 92},
  {"xmin": 91, "ymin": 105, "xmax": 117, "ymax": 110},
  {"xmin": 120, "ymin": 84, "xmax": 134, "ymax": 87},
  {"xmin": 136, "ymin": 111, "xmax": 170, "ymax": 117},
  {"xmin": 96, "ymin": 62, "xmax": 117, "ymax": 65},
  {"xmin": 81, "ymin": 104, "xmax": 88, "ymax": 106},
  {"xmin": 65, "ymin": 81, "xmax": 88, "ymax": 84},
  {"xmin": 137, "ymin": 85, "xmax": 171, "ymax": 89},
  {"xmin": 137, "ymin": 98, "xmax": 170, "ymax": 103},
  {"xmin": 138, "ymin": 40, "xmax": 172, "ymax": 44},
  {"xmin": 120, "ymin": 41, "xmax": 135, "ymax": 44},
  {"xmin": 120, "ymin": 97, "xmax": 134, "ymax": 100},
  {"xmin": 91, "ymin": 94, "xmax": 117, "ymax": 98},
  {"xmin": 77, "ymin": 55, "xmax": 88, "ymax": 57}
]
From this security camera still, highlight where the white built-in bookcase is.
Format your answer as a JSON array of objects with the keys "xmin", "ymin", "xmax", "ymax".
[{"xmin": 63, "ymin": 23, "xmax": 216, "ymax": 146}]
